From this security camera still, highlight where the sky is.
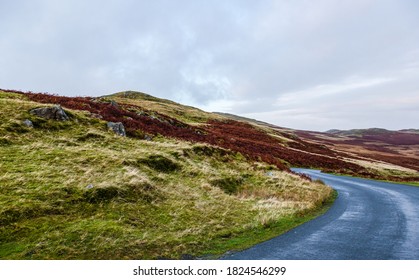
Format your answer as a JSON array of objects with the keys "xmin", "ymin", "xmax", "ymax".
[{"xmin": 1, "ymin": 0, "xmax": 418, "ymax": 131}]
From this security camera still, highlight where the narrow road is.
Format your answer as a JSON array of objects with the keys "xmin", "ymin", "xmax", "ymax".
[{"xmin": 222, "ymin": 169, "xmax": 419, "ymax": 260}]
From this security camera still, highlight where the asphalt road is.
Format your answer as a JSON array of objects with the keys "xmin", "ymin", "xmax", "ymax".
[{"xmin": 222, "ymin": 169, "xmax": 419, "ymax": 260}]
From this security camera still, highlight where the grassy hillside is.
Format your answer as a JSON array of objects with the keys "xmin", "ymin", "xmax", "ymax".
[{"xmin": 0, "ymin": 90, "xmax": 334, "ymax": 259}]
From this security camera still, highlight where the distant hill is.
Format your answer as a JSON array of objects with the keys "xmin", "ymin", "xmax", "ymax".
[
  {"xmin": 324, "ymin": 128, "xmax": 419, "ymax": 145},
  {"xmin": 325, "ymin": 128, "xmax": 392, "ymax": 136},
  {"xmin": 212, "ymin": 112, "xmax": 419, "ymax": 178},
  {"xmin": 400, "ymin": 129, "xmax": 419, "ymax": 134}
]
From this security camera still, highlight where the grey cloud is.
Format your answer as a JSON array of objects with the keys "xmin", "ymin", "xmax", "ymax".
[{"xmin": 0, "ymin": 0, "xmax": 418, "ymax": 130}]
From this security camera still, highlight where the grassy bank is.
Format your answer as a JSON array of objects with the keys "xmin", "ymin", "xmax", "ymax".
[
  {"xmin": 0, "ymin": 91, "xmax": 334, "ymax": 259},
  {"xmin": 212, "ymin": 189, "xmax": 337, "ymax": 259}
]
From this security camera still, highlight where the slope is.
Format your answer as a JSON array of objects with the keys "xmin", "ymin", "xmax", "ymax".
[{"xmin": 0, "ymin": 89, "xmax": 333, "ymax": 259}]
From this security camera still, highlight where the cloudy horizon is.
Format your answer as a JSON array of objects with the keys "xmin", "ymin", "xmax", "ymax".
[{"xmin": 1, "ymin": 0, "xmax": 418, "ymax": 131}]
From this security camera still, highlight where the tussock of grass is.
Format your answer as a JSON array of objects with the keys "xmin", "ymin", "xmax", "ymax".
[
  {"xmin": 0, "ymin": 90, "xmax": 334, "ymax": 259},
  {"xmin": 211, "ymin": 177, "xmax": 244, "ymax": 195},
  {"xmin": 136, "ymin": 155, "xmax": 181, "ymax": 173}
]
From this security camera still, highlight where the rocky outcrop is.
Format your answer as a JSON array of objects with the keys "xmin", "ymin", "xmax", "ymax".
[
  {"xmin": 30, "ymin": 105, "xmax": 69, "ymax": 121},
  {"xmin": 107, "ymin": 122, "xmax": 126, "ymax": 136}
]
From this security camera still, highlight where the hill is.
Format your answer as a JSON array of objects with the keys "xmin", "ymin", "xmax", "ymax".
[
  {"xmin": 1, "ymin": 88, "xmax": 417, "ymax": 259},
  {"xmin": 0, "ymin": 89, "xmax": 334, "ymax": 259},
  {"xmin": 214, "ymin": 112, "xmax": 419, "ymax": 182},
  {"xmin": 295, "ymin": 128, "xmax": 419, "ymax": 179}
]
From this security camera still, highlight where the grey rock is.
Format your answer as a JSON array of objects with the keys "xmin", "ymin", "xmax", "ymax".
[
  {"xmin": 107, "ymin": 122, "xmax": 126, "ymax": 136},
  {"xmin": 144, "ymin": 135, "xmax": 153, "ymax": 141},
  {"xmin": 265, "ymin": 171, "xmax": 274, "ymax": 177},
  {"xmin": 110, "ymin": 100, "xmax": 119, "ymax": 108},
  {"xmin": 30, "ymin": 105, "xmax": 69, "ymax": 121},
  {"xmin": 181, "ymin": 254, "xmax": 195, "ymax": 260},
  {"xmin": 23, "ymin": 119, "xmax": 33, "ymax": 128}
]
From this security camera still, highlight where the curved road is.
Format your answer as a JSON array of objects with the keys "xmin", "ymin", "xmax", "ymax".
[{"xmin": 222, "ymin": 169, "xmax": 419, "ymax": 260}]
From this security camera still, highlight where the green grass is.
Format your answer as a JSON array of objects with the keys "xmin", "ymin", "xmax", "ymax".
[{"xmin": 0, "ymin": 90, "xmax": 335, "ymax": 259}]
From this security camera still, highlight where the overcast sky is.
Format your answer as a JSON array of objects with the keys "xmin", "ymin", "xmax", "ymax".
[{"xmin": 1, "ymin": 0, "xmax": 418, "ymax": 131}]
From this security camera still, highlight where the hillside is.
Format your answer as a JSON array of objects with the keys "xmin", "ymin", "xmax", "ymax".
[
  {"xmin": 1, "ymin": 88, "xmax": 417, "ymax": 259},
  {"xmin": 214, "ymin": 112, "xmax": 419, "ymax": 183},
  {"xmin": 294, "ymin": 128, "xmax": 419, "ymax": 180},
  {"xmin": 0, "ymin": 89, "xmax": 334, "ymax": 259}
]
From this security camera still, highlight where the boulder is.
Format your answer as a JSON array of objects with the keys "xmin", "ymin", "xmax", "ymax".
[
  {"xmin": 30, "ymin": 105, "xmax": 69, "ymax": 121},
  {"xmin": 107, "ymin": 122, "xmax": 126, "ymax": 136},
  {"xmin": 23, "ymin": 119, "xmax": 34, "ymax": 128},
  {"xmin": 265, "ymin": 171, "xmax": 274, "ymax": 177},
  {"xmin": 110, "ymin": 100, "xmax": 119, "ymax": 108}
]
